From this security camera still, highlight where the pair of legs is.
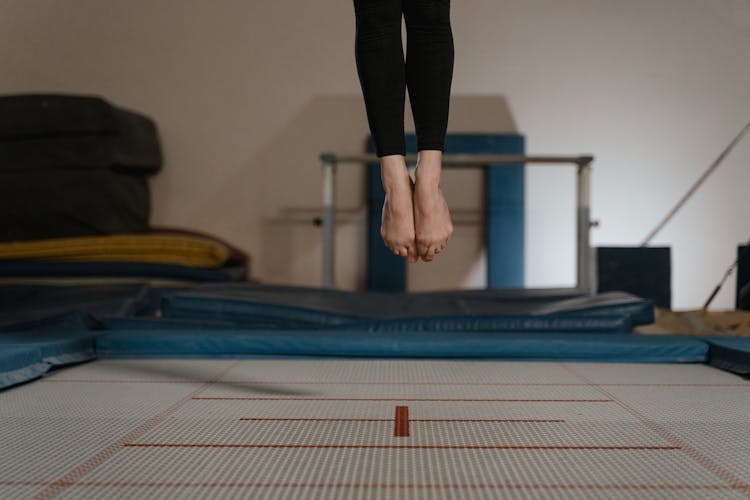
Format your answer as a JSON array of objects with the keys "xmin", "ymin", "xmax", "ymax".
[{"xmin": 353, "ymin": 0, "xmax": 454, "ymax": 262}]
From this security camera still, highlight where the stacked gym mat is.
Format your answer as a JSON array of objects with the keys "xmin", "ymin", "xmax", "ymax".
[
  {"xmin": 1, "ymin": 283, "xmax": 749, "ymax": 391},
  {"xmin": 0, "ymin": 94, "xmax": 249, "ymax": 282},
  {"xmin": 0, "ymin": 94, "xmax": 159, "ymax": 242}
]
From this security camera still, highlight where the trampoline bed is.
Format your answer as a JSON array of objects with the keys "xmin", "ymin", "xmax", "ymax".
[
  {"xmin": 1, "ymin": 284, "xmax": 749, "ymax": 499},
  {"xmin": 1, "ymin": 359, "xmax": 749, "ymax": 499}
]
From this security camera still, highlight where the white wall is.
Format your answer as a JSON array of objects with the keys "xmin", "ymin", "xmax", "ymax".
[{"xmin": 1, "ymin": 0, "xmax": 748, "ymax": 308}]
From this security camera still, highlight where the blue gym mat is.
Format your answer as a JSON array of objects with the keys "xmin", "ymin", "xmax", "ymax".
[
  {"xmin": 0, "ymin": 345, "xmax": 48, "ymax": 390},
  {"xmin": 0, "ymin": 331, "xmax": 96, "ymax": 367},
  {"xmin": 1, "ymin": 283, "xmax": 748, "ymax": 391},
  {"xmin": 0, "ymin": 284, "xmax": 154, "ymax": 331},
  {"xmin": 99, "ymin": 314, "xmax": 631, "ymax": 333},
  {"xmin": 704, "ymin": 336, "xmax": 750, "ymax": 376},
  {"xmin": 162, "ymin": 285, "xmax": 655, "ymax": 328},
  {"xmin": 94, "ymin": 329, "xmax": 708, "ymax": 363}
]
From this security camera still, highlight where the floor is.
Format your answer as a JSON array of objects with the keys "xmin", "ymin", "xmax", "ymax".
[
  {"xmin": 635, "ymin": 309, "xmax": 750, "ymax": 337},
  {"xmin": 1, "ymin": 359, "xmax": 749, "ymax": 499}
]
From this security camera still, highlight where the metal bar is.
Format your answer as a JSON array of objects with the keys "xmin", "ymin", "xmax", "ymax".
[
  {"xmin": 321, "ymin": 152, "xmax": 593, "ymax": 167},
  {"xmin": 321, "ymin": 158, "xmax": 336, "ymax": 288},
  {"xmin": 576, "ymin": 161, "xmax": 593, "ymax": 294},
  {"xmin": 320, "ymin": 151, "xmax": 595, "ymax": 290}
]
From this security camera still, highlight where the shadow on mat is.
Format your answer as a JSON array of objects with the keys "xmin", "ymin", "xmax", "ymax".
[{"xmin": 93, "ymin": 360, "xmax": 320, "ymax": 396}]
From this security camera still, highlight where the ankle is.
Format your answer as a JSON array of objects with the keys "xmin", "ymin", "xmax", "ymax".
[
  {"xmin": 414, "ymin": 151, "xmax": 443, "ymax": 185},
  {"xmin": 415, "ymin": 164, "xmax": 442, "ymax": 188},
  {"xmin": 380, "ymin": 156, "xmax": 410, "ymax": 193}
]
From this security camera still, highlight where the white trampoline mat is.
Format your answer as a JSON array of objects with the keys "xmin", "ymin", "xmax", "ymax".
[{"xmin": 1, "ymin": 359, "xmax": 749, "ymax": 499}]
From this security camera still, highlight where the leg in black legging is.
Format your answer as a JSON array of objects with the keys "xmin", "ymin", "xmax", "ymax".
[
  {"xmin": 352, "ymin": 0, "xmax": 454, "ymax": 156},
  {"xmin": 352, "ymin": 0, "xmax": 454, "ymax": 262},
  {"xmin": 353, "ymin": 0, "xmax": 406, "ymax": 157},
  {"xmin": 353, "ymin": 0, "xmax": 417, "ymax": 262},
  {"xmin": 405, "ymin": 0, "xmax": 454, "ymax": 261},
  {"xmin": 404, "ymin": 0, "xmax": 454, "ymax": 152}
]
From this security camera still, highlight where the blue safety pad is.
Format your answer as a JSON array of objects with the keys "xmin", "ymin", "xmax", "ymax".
[
  {"xmin": 162, "ymin": 285, "xmax": 653, "ymax": 328},
  {"xmin": 0, "ymin": 284, "xmax": 158, "ymax": 331},
  {"xmin": 96, "ymin": 329, "xmax": 706, "ymax": 363},
  {"xmin": 0, "ymin": 261, "xmax": 247, "ymax": 282},
  {"xmin": 0, "ymin": 329, "xmax": 98, "ymax": 391},
  {"xmin": 162, "ymin": 296, "xmax": 361, "ymax": 327},
  {"xmin": 99, "ymin": 317, "xmax": 242, "ymax": 330},
  {"xmin": 329, "ymin": 315, "xmax": 631, "ymax": 333},
  {"xmin": 101, "ymin": 314, "xmax": 631, "ymax": 333},
  {"xmin": 0, "ymin": 331, "xmax": 97, "ymax": 366},
  {"xmin": 704, "ymin": 337, "xmax": 750, "ymax": 377},
  {"xmin": 531, "ymin": 294, "xmax": 655, "ymax": 326},
  {"xmin": 0, "ymin": 345, "xmax": 48, "ymax": 390}
]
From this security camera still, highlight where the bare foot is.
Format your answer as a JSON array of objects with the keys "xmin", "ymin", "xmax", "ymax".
[
  {"xmin": 380, "ymin": 155, "xmax": 418, "ymax": 263},
  {"xmin": 413, "ymin": 150, "xmax": 453, "ymax": 262}
]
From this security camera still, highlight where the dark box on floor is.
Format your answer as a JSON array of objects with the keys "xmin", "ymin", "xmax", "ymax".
[{"xmin": 597, "ymin": 246, "xmax": 671, "ymax": 309}]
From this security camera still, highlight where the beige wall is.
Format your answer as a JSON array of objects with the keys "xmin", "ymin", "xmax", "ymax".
[{"xmin": 1, "ymin": 0, "xmax": 749, "ymax": 308}]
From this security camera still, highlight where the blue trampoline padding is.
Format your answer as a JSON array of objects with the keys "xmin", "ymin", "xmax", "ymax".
[
  {"xmin": 0, "ymin": 331, "xmax": 97, "ymax": 366},
  {"xmin": 0, "ymin": 311, "xmax": 96, "ymax": 333},
  {"xmin": 162, "ymin": 285, "xmax": 653, "ymax": 327},
  {"xmin": 703, "ymin": 337, "xmax": 750, "ymax": 377},
  {"xmin": 101, "ymin": 314, "xmax": 630, "ymax": 333},
  {"xmin": 0, "ymin": 261, "xmax": 247, "ymax": 282},
  {"xmin": 328, "ymin": 315, "xmax": 632, "ymax": 333},
  {"xmin": 99, "ymin": 317, "xmax": 243, "ymax": 331},
  {"xmin": 95, "ymin": 329, "xmax": 706, "ymax": 363},
  {"xmin": 162, "ymin": 296, "xmax": 360, "ymax": 327},
  {"xmin": 533, "ymin": 295, "xmax": 655, "ymax": 326},
  {"xmin": 0, "ymin": 345, "xmax": 48, "ymax": 390},
  {"xmin": 0, "ymin": 284, "xmax": 156, "ymax": 331}
]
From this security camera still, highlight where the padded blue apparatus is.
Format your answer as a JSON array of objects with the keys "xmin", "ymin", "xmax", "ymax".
[
  {"xmin": 0, "ymin": 346, "xmax": 47, "ymax": 390},
  {"xmin": 366, "ymin": 133, "xmax": 525, "ymax": 291},
  {"xmin": 0, "ymin": 284, "xmax": 154, "ymax": 331},
  {"xmin": 160, "ymin": 285, "xmax": 654, "ymax": 330},
  {"xmin": 95, "ymin": 330, "xmax": 708, "ymax": 362},
  {"xmin": 705, "ymin": 337, "xmax": 750, "ymax": 376},
  {"xmin": 0, "ymin": 331, "xmax": 97, "ymax": 389},
  {"xmin": 1, "ymin": 283, "xmax": 750, "ymax": 391},
  {"xmin": 0, "ymin": 284, "xmax": 138, "ymax": 388},
  {"xmin": 0, "ymin": 331, "xmax": 96, "ymax": 365}
]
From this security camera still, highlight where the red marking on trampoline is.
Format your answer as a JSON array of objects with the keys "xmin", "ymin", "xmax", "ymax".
[
  {"xmin": 194, "ymin": 397, "xmax": 612, "ymax": 402},
  {"xmin": 31, "ymin": 361, "xmax": 241, "ymax": 500},
  {"xmin": 394, "ymin": 406, "xmax": 409, "ymax": 437},
  {"xmin": 124, "ymin": 444, "xmax": 680, "ymax": 450},
  {"xmin": 238, "ymin": 418, "xmax": 565, "ymax": 423},
  {"xmin": 560, "ymin": 363, "xmax": 749, "ymax": 491},
  {"xmin": 241, "ymin": 418, "xmax": 390, "ymax": 422},
  {"xmin": 411, "ymin": 419, "xmax": 565, "ymax": 423},
  {"xmin": 5, "ymin": 480, "xmax": 750, "ymax": 491}
]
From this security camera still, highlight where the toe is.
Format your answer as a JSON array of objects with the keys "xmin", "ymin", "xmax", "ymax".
[
  {"xmin": 407, "ymin": 245, "xmax": 418, "ymax": 263},
  {"xmin": 416, "ymin": 237, "xmax": 430, "ymax": 258},
  {"xmin": 420, "ymin": 245, "xmax": 436, "ymax": 262}
]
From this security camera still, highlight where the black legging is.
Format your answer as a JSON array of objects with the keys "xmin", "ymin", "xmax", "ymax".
[{"xmin": 353, "ymin": 0, "xmax": 454, "ymax": 157}]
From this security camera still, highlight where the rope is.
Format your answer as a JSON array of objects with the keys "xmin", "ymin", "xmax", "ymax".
[{"xmin": 640, "ymin": 118, "xmax": 750, "ymax": 246}]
